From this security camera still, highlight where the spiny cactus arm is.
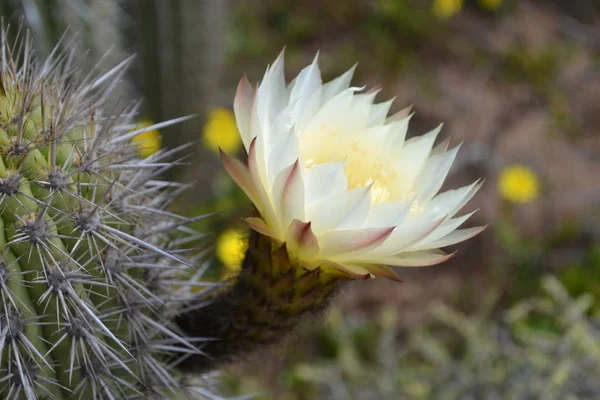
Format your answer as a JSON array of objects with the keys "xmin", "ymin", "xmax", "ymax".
[{"xmin": 175, "ymin": 229, "xmax": 346, "ymax": 373}]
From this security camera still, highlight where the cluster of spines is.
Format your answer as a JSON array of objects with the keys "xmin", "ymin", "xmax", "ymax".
[{"xmin": 0, "ymin": 30, "xmax": 209, "ymax": 399}]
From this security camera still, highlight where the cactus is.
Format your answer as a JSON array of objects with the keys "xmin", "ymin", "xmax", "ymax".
[{"xmin": 0, "ymin": 31, "xmax": 206, "ymax": 399}]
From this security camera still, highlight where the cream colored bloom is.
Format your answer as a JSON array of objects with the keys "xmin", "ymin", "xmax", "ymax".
[{"xmin": 221, "ymin": 52, "xmax": 484, "ymax": 280}]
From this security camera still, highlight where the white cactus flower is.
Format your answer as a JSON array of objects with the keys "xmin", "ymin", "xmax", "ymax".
[{"xmin": 221, "ymin": 51, "xmax": 485, "ymax": 280}]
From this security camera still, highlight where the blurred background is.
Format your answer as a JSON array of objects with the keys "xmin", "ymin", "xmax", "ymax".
[{"xmin": 3, "ymin": 0, "xmax": 600, "ymax": 398}]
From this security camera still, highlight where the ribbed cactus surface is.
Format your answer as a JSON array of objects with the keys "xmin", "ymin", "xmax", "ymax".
[{"xmin": 0, "ymin": 35, "xmax": 203, "ymax": 399}]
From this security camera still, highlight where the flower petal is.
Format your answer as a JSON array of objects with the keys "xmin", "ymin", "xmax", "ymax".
[
  {"xmin": 285, "ymin": 219, "xmax": 319, "ymax": 259},
  {"xmin": 307, "ymin": 185, "xmax": 371, "ymax": 234},
  {"xmin": 416, "ymin": 225, "xmax": 487, "ymax": 250},
  {"xmin": 359, "ymin": 263, "xmax": 402, "ymax": 281},
  {"xmin": 319, "ymin": 260, "xmax": 373, "ymax": 280},
  {"xmin": 360, "ymin": 216, "xmax": 446, "ymax": 258},
  {"xmin": 409, "ymin": 210, "xmax": 477, "ymax": 250},
  {"xmin": 220, "ymin": 149, "xmax": 262, "ymax": 211},
  {"xmin": 321, "ymin": 64, "xmax": 357, "ymax": 103},
  {"xmin": 375, "ymin": 249, "xmax": 455, "ymax": 267},
  {"xmin": 304, "ymin": 162, "xmax": 348, "ymax": 206},
  {"xmin": 362, "ymin": 200, "xmax": 413, "ymax": 229},
  {"xmin": 244, "ymin": 217, "xmax": 278, "ymax": 239},
  {"xmin": 318, "ymin": 226, "xmax": 395, "ymax": 259},
  {"xmin": 233, "ymin": 74, "xmax": 255, "ymax": 150},
  {"xmin": 272, "ymin": 159, "xmax": 305, "ymax": 232}
]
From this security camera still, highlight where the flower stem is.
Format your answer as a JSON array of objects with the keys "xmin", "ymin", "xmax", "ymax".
[{"xmin": 175, "ymin": 230, "xmax": 342, "ymax": 372}]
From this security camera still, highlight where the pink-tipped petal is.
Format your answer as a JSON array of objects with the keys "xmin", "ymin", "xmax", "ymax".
[
  {"xmin": 386, "ymin": 104, "xmax": 413, "ymax": 123},
  {"xmin": 248, "ymin": 137, "xmax": 278, "ymax": 228},
  {"xmin": 234, "ymin": 74, "xmax": 255, "ymax": 150},
  {"xmin": 244, "ymin": 217, "xmax": 278, "ymax": 239},
  {"xmin": 360, "ymin": 263, "xmax": 402, "ymax": 282},
  {"xmin": 363, "ymin": 216, "xmax": 446, "ymax": 259},
  {"xmin": 220, "ymin": 149, "xmax": 261, "ymax": 211},
  {"xmin": 417, "ymin": 225, "xmax": 487, "ymax": 250},
  {"xmin": 286, "ymin": 219, "xmax": 319, "ymax": 259},
  {"xmin": 320, "ymin": 261, "xmax": 374, "ymax": 280},
  {"xmin": 318, "ymin": 226, "xmax": 395, "ymax": 259},
  {"xmin": 272, "ymin": 159, "xmax": 305, "ymax": 231},
  {"xmin": 375, "ymin": 250, "xmax": 456, "ymax": 267}
]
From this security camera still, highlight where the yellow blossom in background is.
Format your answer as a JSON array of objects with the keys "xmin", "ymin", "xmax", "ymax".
[
  {"xmin": 478, "ymin": 0, "xmax": 503, "ymax": 11},
  {"xmin": 498, "ymin": 165, "xmax": 540, "ymax": 204},
  {"xmin": 433, "ymin": 0, "xmax": 463, "ymax": 19},
  {"xmin": 203, "ymin": 108, "xmax": 242, "ymax": 154},
  {"xmin": 131, "ymin": 119, "xmax": 162, "ymax": 157},
  {"xmin": 216, "ymin": 229, "xmax": 249, "ymax": 279}
]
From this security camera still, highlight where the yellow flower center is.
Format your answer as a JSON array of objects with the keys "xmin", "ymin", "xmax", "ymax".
[{"xmin": 300, "ymin": 126, "xmax": 412, "ymax": 204}]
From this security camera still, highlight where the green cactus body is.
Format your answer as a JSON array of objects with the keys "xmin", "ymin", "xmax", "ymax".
[{"xmin": 0, "ymin": 36, "xmax": 204, "ymax": 399}]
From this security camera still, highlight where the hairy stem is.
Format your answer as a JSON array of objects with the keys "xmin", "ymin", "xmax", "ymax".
[{"xmin": 175, "ymin": 230, "xmax": 342, "ymax": 372}]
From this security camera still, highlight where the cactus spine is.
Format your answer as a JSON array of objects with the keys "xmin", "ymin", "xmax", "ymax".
[{"xmin": 0, "ymin": 32, "xmax": 205, "ymax": 399}]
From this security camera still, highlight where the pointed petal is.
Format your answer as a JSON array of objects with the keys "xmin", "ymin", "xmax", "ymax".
[
  {"xmin": 366, "ymin": 98, "xmax": 395, "ymax": 127},
  {"xmin": 244, "ymin": 217, "xmax": 278, "ymax": 239},
  {"xmin": 320, "ymin": 261, "xmax": 373, "ymax": 280},
  {"xmin": 248, "ymin": 137, "xmax": 278, "ymax": 228},
  {"xmin": 304, "ymin": 161, "xmax": 348, "ymax": 206},
  {"xmin": 286, "ymin": 219, "xmax": 319, "ymax": 259},
  {"xmin": 318, "ymin": 226, "xmax": 395, "ymax": 259},
  {"xmin": 360, "ymin": 263, "xmax": 402, "ymax": 281},
  {"xmin": 233, "ymin": 74, "xmax": 255, "ymax": 150},
  {"xmin": 416, "ymin": 225, "xmax": 487, "ymax": 250},
  {"xmin": 375, "ymin": 250, "xmax": 455, "ymax": 267},
  {"xmin": 321, "ymin": 64, "xmax": 357, "ymax": 103},
  {"xmin": 414, "ymin": 144, "xmax": 460, "ymax": 203},
  {"xmin": 220, "ymin": 149, "xmax": 262, "ymax": 211},
  {"xmin": 362, "ymin": 200, "xmax": 412, "ymax": 228},
  {"xmin": 307, "ymin": 185, "xmax": 371, "ymax": 234},
  {"xmin": 393, "ymin": 125, "xmax": 441, "ymax": 191},
  {"xmin": 361, "ymin": 216, "xmax": 446, "ymax": 258},
  {"xmin": 272, "ymin": 159, "xmax": 305, "ymax": 232},
  {"xmin": 386, "ymin": 104, "xmax": 413, "ymax": 123},
  {"xmin": 410, "ymin": 210, "xmax": 477, "ymax": 250},
  {"xmin": 426, "ymin": 179, "xmax": 482, "ymax": 219}
]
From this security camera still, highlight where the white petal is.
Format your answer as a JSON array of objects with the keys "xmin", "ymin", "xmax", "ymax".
[
  {"xmin": 289, "ymin": 53, "xmax": 322, "ymax": 110},
  {"xmin": 393, "ymin": 125, "xmax": 441, "ymax": 191},
  {"xmin": 383, "ymin": 114, "xmax": 412, "ymax": 150},
  {"xmin": 370, "ymin": 250, "xmax": 454, "ymax": 267},
  {"xmin": 417, "ymin": 226, "xmax": 486, "ymax": 250},
  {"xmin": 304, "ymin": 88, "xmax": 355, "ymax": 137},
  {"xmin": 414, "ymin": 144, "xmax": 460, "ymax": 203},
  {"xmin": 385, "ymin": 104, "xmax": 413, "ymax": 123},
  {"xmin": 267, "ymin": 116, "xmax": 299, "ymax": 185},
  {"xmin": 272, "ymin": 160, "xmax": 305, "ymax": 232},
  {"xmin": 362, "ymin": 200, "xmax": 412, "ymax": 228},
  {"xmin": 248, "ymin": 137, "xmax": 278, "ymax": 230},
  {"xmin": 307, "ymin": 185, "xmax": 371, "ymax": 234},
  {"xmin": 304, "ymin": 162, "xmax": 348, "ymax": 206},
  {"xmin": 409, "ymin": 210, "xmax": 477, "ymax": 251},
  {"xmin": 233, "ymin": 75, "xmax": 255, "ymax": 150},
  {"xmin": 366, "ymin": 98, "xmax": 394, "ymax": 127},
  {"xmin": 318, "ymin": 226, "xmax": 395, "ymax": 259},
  {"xmin": 425, "ymin": 180, "xmax": 482, "ymax": 219},
  {"xmin": 257, "ymin": 50, "xmax": 288, "ymax": 130},
  {"xmin": 321, "ymin": 64, "xmax": 356, "ymax": 103},
  {"xmin": 359, "ymin": 216, "xmax": 446, "ymax": 258}
]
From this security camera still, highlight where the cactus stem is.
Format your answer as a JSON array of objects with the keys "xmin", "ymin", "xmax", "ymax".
[{"xmin": 175, "ymin": 230, "xmax": 343, "ymax": 372}]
